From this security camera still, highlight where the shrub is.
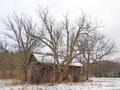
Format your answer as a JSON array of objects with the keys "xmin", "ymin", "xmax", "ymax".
[
  {"xmin": 94, "ymin": 72, "xmax": 102, "ymax": 77},
  {"xmin": 118, "ymin": 72, "xmax": 120, "ymax": 77}
]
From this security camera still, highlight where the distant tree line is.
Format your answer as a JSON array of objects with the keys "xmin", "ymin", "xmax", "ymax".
[{"xmin": 91, "ymin": 60, "xmax": 120, "ymax": 77}]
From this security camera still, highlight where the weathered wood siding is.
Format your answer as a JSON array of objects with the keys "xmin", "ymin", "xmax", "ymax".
[
  {"xmin": 27, "ymin": 54, "xmax": 84, "ymax": 83},
  {"xmin": 63, "ymin": 66, "xmax": 82, "ymax": 82}
]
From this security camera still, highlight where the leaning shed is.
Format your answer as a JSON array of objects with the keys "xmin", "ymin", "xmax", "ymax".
[{"xmin": 27, "ymin": 53, "xmax": 84, "ymax": 83}]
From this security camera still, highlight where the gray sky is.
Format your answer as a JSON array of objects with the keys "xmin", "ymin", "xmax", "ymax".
[{"xmin": 0, "ymin": 0, "xmax": 120, "ymax": 49}]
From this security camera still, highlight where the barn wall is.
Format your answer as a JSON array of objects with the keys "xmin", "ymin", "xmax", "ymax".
[
  {"xmin": 63, "ymin": 66, "xmax": 82, "ymax": 82},
  {"xmin": 27, "ymin": 55, "xmax": 84, "ymax": 83},
  {"xmin": 29, "ymin": 63, "xmax": 54, "ymax": 83},
  {"xmin": 28, "ymin": 64, "xmax": 83, "ymax": 83}
]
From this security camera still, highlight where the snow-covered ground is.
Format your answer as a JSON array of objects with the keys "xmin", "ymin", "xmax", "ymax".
[{"xmin": 0, "ymin": 77, "xmax": 120, "ymax": 90}]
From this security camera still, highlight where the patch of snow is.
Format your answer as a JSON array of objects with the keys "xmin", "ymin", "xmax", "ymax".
[
  {"xmin": 34, "ymin": 54, "xmax": 54, "ymax": 63},
  {"xmin": 33, "ymin": 53, "xmax": 83, "ymax": 66},
  {"xmin": 0, "ymin": 78, "xmax": 120, "ymax": 90},
  {"xmin": 70, "ymin": 60, "xmax": 83, "ymax": 66}
]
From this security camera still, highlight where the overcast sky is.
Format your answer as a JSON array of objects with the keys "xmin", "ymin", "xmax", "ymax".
[{"xmin": 0, "ymin": 0, "xmax": 120, "ymax": 49}]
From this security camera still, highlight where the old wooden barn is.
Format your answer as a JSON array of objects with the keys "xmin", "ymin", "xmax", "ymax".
[{"xmin": 27, "ymin": 54, "xmax": 84, "ymax": 83}]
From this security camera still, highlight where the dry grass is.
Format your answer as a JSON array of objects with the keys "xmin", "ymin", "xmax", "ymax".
[
  {"xmin": 17, "ymin": 74, "xmax": 26, "ymax": 84},
  {"xmin": 80, "ymin": 75, "xmax": 86, "ymax": 82},
  {"xmin": 0, "ymin": 73, "xmax": 14, "ymax": 79},
  {"xmin": 0, "ymin": 72, "xmax": 26, "ymax": 85},
  {"xmin": 12, "ymin": 74, "xmax": 26, "ymax": 85}
]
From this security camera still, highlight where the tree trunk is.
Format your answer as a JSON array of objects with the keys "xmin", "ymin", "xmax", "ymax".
[
  {"xmin": 57, "ymin": 71, "xmax": 63, "ymax": 83},
  {"xmin": 86, "ymin": 63, "xmax": 90, "ymax": 80},
  {"xmin": 53, "ymin": 63, "xmax": 55, "ymax": 83},
  {"xmin": 24, "ymin": 65, "xmax": 27, "ymax": 81}
]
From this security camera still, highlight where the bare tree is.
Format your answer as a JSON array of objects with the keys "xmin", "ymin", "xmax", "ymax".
[
  {"xmin": 30, "ymin": 7, "xmax": 100, "ymax": 82},
  {"xmin": 0, "ymin": 39, "xmax": 8, "ymax": 53},
  {"xmin": 4, "ymin": 13, "xmax": 40, "ymax": 80},
  {"xmin": 77, "ymin": 32, "xmax": 117, "ymax": 80},
  {"xmin": 32, "ymin": 7, "xmax": 63, "ymax": 82}
]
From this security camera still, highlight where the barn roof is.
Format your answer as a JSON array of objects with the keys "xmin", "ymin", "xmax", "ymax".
[{"xmin": 33, "ymin": 54, "xmax": 83, "ymax": 66}]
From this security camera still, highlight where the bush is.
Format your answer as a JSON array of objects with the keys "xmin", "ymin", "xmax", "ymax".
[
  {"xmin": 94, "ymin": 72, "xmax": 102, "ymax": 77},
  {"xmin": 118, "ymin": 72, "xmax": 120, "ymax": 77}
]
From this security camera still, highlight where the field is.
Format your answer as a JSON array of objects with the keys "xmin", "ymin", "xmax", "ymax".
[{"xmin": 0, "ymin": 77, "xmax": 120, "ymax": 90}]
